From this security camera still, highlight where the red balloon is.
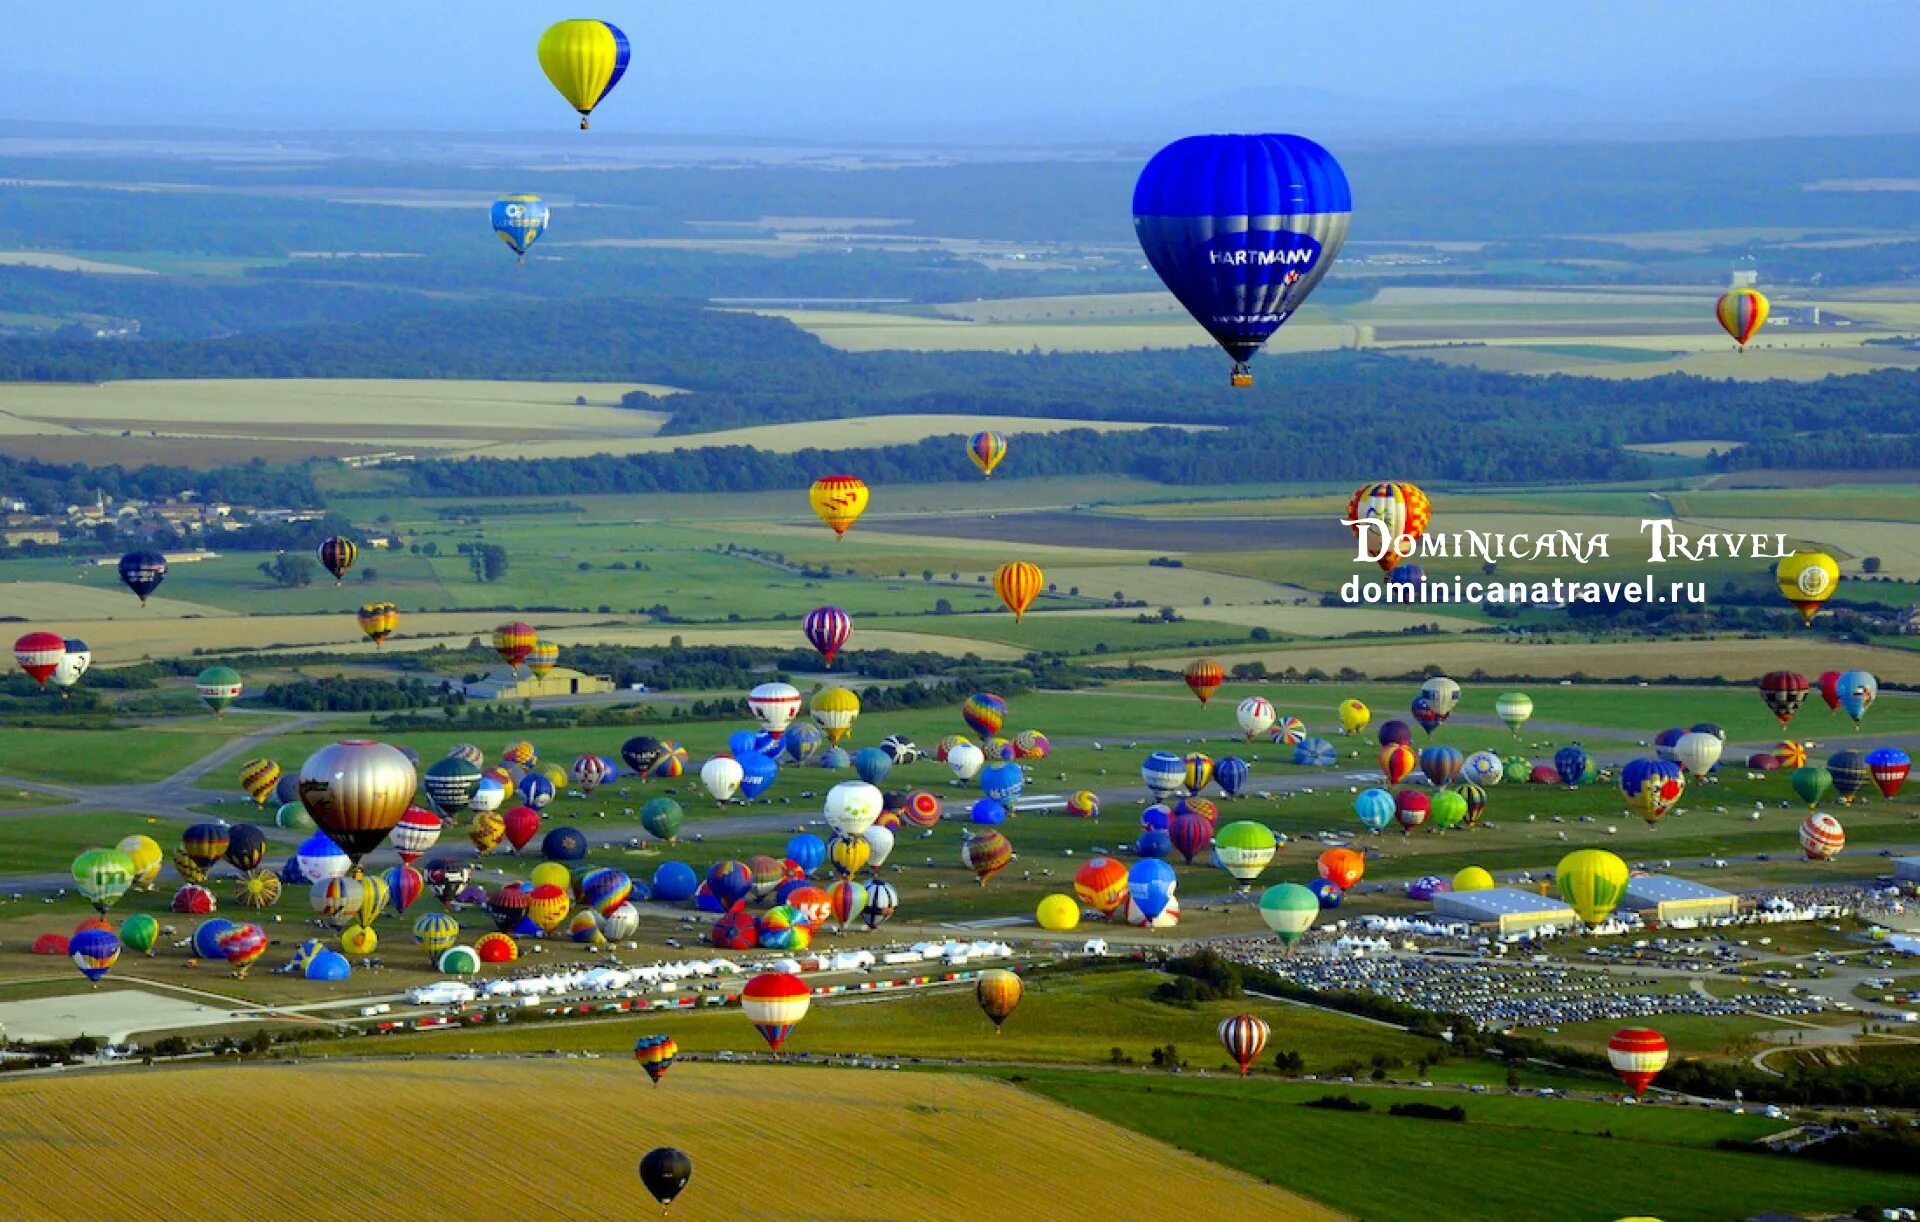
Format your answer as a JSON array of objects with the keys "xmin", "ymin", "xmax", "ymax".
[
  {"xmin": 1393, "ymin": 789, "xmax": 1430, "ymax": 831},
  {"xmin": 503, "ymin": 805, "xmax": 541, "ymax": 853}
]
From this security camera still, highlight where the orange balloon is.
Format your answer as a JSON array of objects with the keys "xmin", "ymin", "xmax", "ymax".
[
  {"xmin": 1379, "ymin": 743, "xmax": 1417, "ymax": 786},
  {"xmin": 1183, "ymin": 658, "xmax": 1225, "ymax": 704},
  {"xmin": 1317, "ymin": 847, "xmax": 1365, "ymax": 890}
]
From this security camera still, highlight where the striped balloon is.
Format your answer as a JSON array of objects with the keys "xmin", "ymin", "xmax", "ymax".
[
  {"xmin": 1715, "ymin": 288, "xmax": 1769, "ymax": 348},
  {"xmin": 316, "ymin": 535, "xmax": 357, "ymax": 583},
  {"xmin": 967, "ymin": 430, "xmax": 1008, "ymax": 478},
  {"xmin": 1799, "ymin": 812, "xmax": 1845, "ymax": 861},
  {"xmin": 1218, "ymin": 1013, "xmax": 1270, "ymax": 1076},
  {"xmin": 803, "ymin": 605, "xmax": 851, "ymax": 665},
  {"xmin": 994, "ymin": 562, "xmax": 1044, "ymax": 621},
  {"xmin": 1606, "ymin": 1027, "xmax": 1668, "ymax": 1097}
]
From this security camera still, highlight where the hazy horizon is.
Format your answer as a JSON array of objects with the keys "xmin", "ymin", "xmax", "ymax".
[{"xmin": 4, "ymin": 1, "xmax": 1919, "ymax": 147}]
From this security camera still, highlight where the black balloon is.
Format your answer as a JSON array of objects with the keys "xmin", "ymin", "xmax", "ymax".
[{"xmin": 638, "ymin": 1147, "xmax": 692, "ymax": 1211}]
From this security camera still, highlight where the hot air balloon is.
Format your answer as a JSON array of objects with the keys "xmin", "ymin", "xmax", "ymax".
[
  {"xmin": 526, "ymin": 641, "xmax": 560, "ymax": 679},
  {"xmin": 810, "ymin": 687, "xmax": 861, "ymax": 745},
  {"xmin": 1393, "ymin": 789, "xmax": 1430, "ymax": 833},
  {"xmin": 1673, "ymin": 731, "xmax": 1722, "ymax": 780},
  {"xmin": 1827, "ymin": 750, "xmax": 1871, "ymax": 805},
  {"xmin": 975, "ymin": 968, "xmax": 1023, "ymax": 1031},
  {"xmin": 1219, "ymin": 1013, "xmax": 1270, "ymax": 1076},
  {"xmin": 1073, "ymin": 856, "xmax": 1129, "ymax": 917},
  {"xmin": 1210, "ymin": 756, "xmax": 1248, "ymax": 798},
  {"xmin": 195, "ymin": 666, "xmax": 243, "ymax": 717},
  {"xmin": 1035, "ymin": 893, "xmax": 1079, "ymax": 932},
  {"xmin": 413, "ymin": 912, "xmax": 460, "ymax": 960},
  {"xmin": 967, "ymin": 430, "xmax": 1008, "ymax": 478},
  {"xmin": 823, "ymin": 780, "xmax": 883, "ymax": 838},
  {"xmin": 946, "ymin": 740, "xmax": 985, "ymax": 782},
  {"xmin": 961, "ymin": 830, "xmax": 1013, "ymax": 884},
  {"xmin": 12, "ymin": 631, "xmax": 64, "ymax": 686},
  {"xmin": 1259, "ymin": 882, "xmax": 1318, "ymax": 947},
  {"xmin": 297, "ymin": 740, "xmax": 417, "ymax": 869},
  {"xmin": 808, "ymin": 475, "xmax": 869, "ymax": 537},
  {"xmin": 1776, "ymin": 552, "xmax": 1839, "ymax": 624},
  {"xmin": 120, "ymin": 912, "xmax": 158, "ymax": 956},
  {"xmin": 994, "ymin": 561, "xmax": 1043, "ymax": 620},
  {"xmin": 1213, "ymin": 821, "xmax": 1277, "ymax": 888},
  {"xmin": 238, "ymin": 758, "xmax": 281, "ymax": 805},
  {"xmin": 963, "ymin": 692, "xmax": 1008, "ymax": 739},
  {"xmin": 538, "ymin": 19, "xmax": 630, "ymax": 129},
  {"xmin": 1715, "ymin": 287, "xmax": 1768, "ymax": 348},
  {"xmin": 743, "ymin": 682, "xmax": 804, "ymax": 736},
  {"xmin": 629, "ymin": 1034, "xmax": 679, "ymax": 1087},
  {"xmin": 1557, "ymin": 849, "xmax": 1629, "ymax": 924},
  {"xmin": 118, "ymin": 550, "xmax": 167, "ymax": 604},
  {"xmin": 1418, "ymin": 676, "xmax": 1461, "ymax": 723},
  {"xmin": 70, "ymin": 928, "xmax": 120, "ymax": 985},
  {"xmin": 1346, "ymin": 482, "xmax": 1431, "ymax": 574},
  {"xmin": 1338, "ymin": 698, "xmax": 1371, "ymax": 736},
  {"xmin": 1410, "ymin": 695, "xmax": 1441, "ymax": 737},
  {"xmin": 1494, "ymin": 691, "xmax": 1533, "ymax": 735},
  {"xmin": 1817, "ymin": 670, "xmax": 1843, "ymax": 713},
  {"xmin": 1419, "ymin": 746, "xmax": 1464, "ymax": 788},
  {"xmin": 316, "ymin": 536, "xmax": 356, "ymax": 584},
  {"xmin": 1140, "ymin": 751, "xmax": 1186, "ymax": 801},
  {"xmin": 71, "ymin": 848, "xmax": 135, "ymax": 915},
  {"xmin": 741, "ymin": 971, "xmax": 810, "ymax": 1053},
  {"xmin": 1317, "ymin": 848, "xmax": 1364, "ymax": 890},
  {"xmin": 638, "ymin": 1146, "xmax": 692, "ymax": 1214},
  {"xmin": 52, "ymin": 638, "xmax": 91, "ymax": 690},
  {"xmin": 1236, "ymin": 696, "xmax": 1276, "ymax": 741},
  {"xmin": 1790, "ymin": 764, "xmax": 1831, "ymax": 808},
  {"xmin": 491, "ymin": 622, "xmax": 537, "ymax": 671},
  {"xmin": 1169, "ymin": 813, "xmax": 1213, "ymax": 864},
  {"xmin": 491, "ymin": 194, "xmax": 549, "ymax": 263},
  {"xmin": 1183, "ymin": 751, "xmax": 1215, "ymax": 795},
  {"xmin": 1800, "ymin": 812, "xmax": 1845, "ymax": 860},
  {"xmin": 1836, "ymin": 669, "xmax": 1877, "ymax": 727},
  {"xmin": 1379, "ymin": 743, "xmax": 1416, "ymax": 786},
  {"xmin": 1620, "ymin": 759, "xmax": 1685, "ymax": 826},
  {"xmin": 1607, "ymin": 1028, "xmax": 1669, "ymax": 1097},
  {"xmin": 1867, "ymin": 747, "xmax": 1910, "ymax": 799},
  {"xmin": 1758, "ymin": 671, "xmax": 1810, "ymax": 727},
  {"xmin": 1553, "ymin": 746, "xmax": 1590, "ymax": 787},
  {"xmin": 1353, "ymin": 788, "xmax": 1394, "ymax": 833},
  {"xmin": 1271, "ymin": 716, "xmax": 1307, "ymax": 746},
  {"xmin": 356, "ymin": 601, "xmax": 398, "ymax": 648},
  {"xmin": 1182, "ymin": 657, "xmax": 1225, "ymax": 704},
  {"xmin": 1133, "ymin": 133, "xmax": 1350, "ymax": 386}
]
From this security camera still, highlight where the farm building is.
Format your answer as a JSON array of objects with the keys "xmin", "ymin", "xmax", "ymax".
[
  {"xmin": 1621, "ymin": 875, "xmax": 1740, "ymax": 923},
  {"xmin": 1895, "ymin": 857, "xmax": 1920, "ymax": 884},
  {"xmin": 461, "ymin": 667, "xmax": 613, "ymax": 700},
  {"xmin": 1432, "ymin": 887, "xmax": 1580, "ymax": 935}
]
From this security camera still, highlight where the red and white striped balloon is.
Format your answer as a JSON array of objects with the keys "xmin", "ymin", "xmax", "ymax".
[{"xmin": 1218, "ymin": 1013, "xmax": 1270, "ymax": 1077}]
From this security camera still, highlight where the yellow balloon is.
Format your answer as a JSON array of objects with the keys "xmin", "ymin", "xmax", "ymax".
[
  {"xmin": 1036, "ymin": 893, "xmax": 1081, "ymax": 932},
  {"xmin": 828, "ymin": 834, "xmax": 871, "ymax": 877},
  {"xmin": 1338, "ymin": 698, "xmax": 1370, "ymax": 735},
  {"xmin": 117, "ymin": 834, "xmax": 162, "ymax": 887},
  {"xmin": 340, "ymin": 924, "xmax": 378, "ymax": 956},
  {"xmin": 1776, "ymin": 551, "xmax": 1839, "ymax": 624},
  {"xmin": 809, "ymin": 475, "xmax": 870, "ymax": 537},
  {"xmin": 1452, "ymin": 866, "xmax": 1495, "ymax": 893},
  {"xmin": 537, "ymin": 20, "xmax": 630, "ymax": 129},
  {"xmin": 810, "ymin": 686, "xmax": 862, "ymax": 745},
  {"xmin": 530, "ymin": 861, "xmax": 572, "ymax": 893},
  {"xmin": 1557, "ymin": 848, "xmax": 1629, "ymax": 924}
]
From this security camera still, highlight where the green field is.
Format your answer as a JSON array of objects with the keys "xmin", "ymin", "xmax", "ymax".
[
  {"xmin": 0, "ymin": 813, "xmax": 169, "ymax": 874},
  {"xmin": 0, "ymin": 724, "xmax": 260, "ymax": 786},
  {"xmin": 1007, "ymin": 1069, "xmax": 1920, "ymax": 1222}
]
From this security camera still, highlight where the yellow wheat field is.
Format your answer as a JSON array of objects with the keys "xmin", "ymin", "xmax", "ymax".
[{"xmin": 0, "ymin": 1059, "xmax": 1336, "ymax": 1221}]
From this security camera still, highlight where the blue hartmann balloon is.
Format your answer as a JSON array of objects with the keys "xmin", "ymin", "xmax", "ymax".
[
  {"xmin": 516, "ymin": 772, "xmax": 555, "ymax": 810},
  {"xmin": 782, "ymin": 723, "xmax": 825, "ymax": 763},
  {"xmin": 729, "ymin": 730, "xmax": 764, "ymax": 759},
  {"xmin": 1308, "ymin": 876, "xmax": 1344, "ymax": 908},
  {"xmin": 491, "ymin": 194, "xmax": 549, "ymax": 263},
  {"xmin": 736, "ymin": 752, "xmax": 779, "ymax": 799},
  {"xmin": 1214, "ymin": 756, "xmax": 1250, "ymax": 797},
  {"xmin": 1141, "ymin": 751, "xmax": 1186, "ymax": 799},
  {"xmin": 979, "ymin": 761, "xmax": 1024, "ymax": 803},
  {"xmin": 853, "ymin": 746, "xmax": 893, "ymax": 785},
  {"xmin": 1133, "ymin": 133, "xmax": 1351, "ymax": 386}
]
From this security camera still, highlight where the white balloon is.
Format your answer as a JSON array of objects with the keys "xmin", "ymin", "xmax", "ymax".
[
  {"xmin": 824, "ymin": 781, "xmax": 883, "ymax": 837},
  {"xmin": 747, "ymin": 682, "xmax": 802, "ymax": 734},
  {"xmin": 1236, "ymin": 697, "xmax": 1276, "ymax": 740},
  {"xmin": 947, "ymin": 741, "xmax": 985, "ymax": 781},
  {"xmin": 596, "ymin": 901, "xmax": 639, "ymax": 941},
  {"xmin": 861, "ymin": 824, "xmax": 895, "ymax": 869},
  {"xmin": 700, "ymin": 756, "xmax": 744, "ymax": 802},
  {"xmin": 1674, "ymin": 731, "xmax": 1723, "ymax": 780}
]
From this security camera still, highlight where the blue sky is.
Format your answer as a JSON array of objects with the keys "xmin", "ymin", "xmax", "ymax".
[{"xmin": 3, "ymin": 2, "xmax": 1917, "ymax": 141}]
